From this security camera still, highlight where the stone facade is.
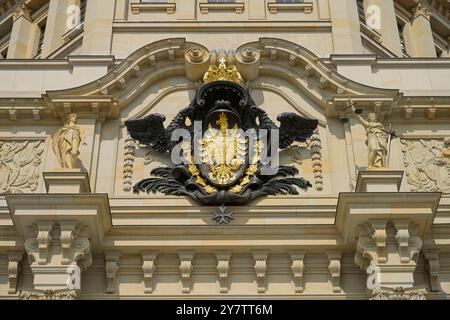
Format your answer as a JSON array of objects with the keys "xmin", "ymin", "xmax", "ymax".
[{"xmin": 0, "ymin": 0, "xmax": 449, "ymax": 299}]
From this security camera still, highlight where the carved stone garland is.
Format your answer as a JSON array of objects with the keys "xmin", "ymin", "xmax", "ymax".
[
  {"xmin": 308, "ymin": 129, "xmax": 324, "ymax": 191},
  {"xmin": 286, "ymin": 129, "xmax": 323, "ymax": 192},
  {"xmin": 123, "ymin": 134, "xmax": 137, "ymax": 192}
]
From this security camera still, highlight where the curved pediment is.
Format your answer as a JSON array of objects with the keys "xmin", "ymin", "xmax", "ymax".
[{"xmin": 43, "ymin": 37, "xmax": 401, "ymax": 121}]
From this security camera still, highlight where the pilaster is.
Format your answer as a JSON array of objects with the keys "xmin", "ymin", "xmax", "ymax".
[
  {"xmin": 409, "ymin": 2, "xmax": 436, "ymax": 57},
  {"xmin": 41, "ymin": 0, "xmax": 77, "ymax": 58},
  {"xmin": 363, "ymin": 0, "xmax": 403, "ymax": 56},
  {"xmin": 329, "ymin": 0, "xmax": 363, "ymax": 54},
  {"xmin": 81, "ymin": 0, "xmax": 115, "ymax": 55},
  {"xmin": 7, "ymin": 4, "xmax": 40, "ymax": 58}
]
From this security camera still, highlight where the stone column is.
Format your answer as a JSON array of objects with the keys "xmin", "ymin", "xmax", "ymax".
[
  {"xmin": 409, "ymin": 3, "xmax": 436, "ymax": 57},
  {"xmin": 7, "ymin": 4, "xmax": 40, "ymax": 58},
  {"xmin": 41, "ymin": 0, "xmax": 75, "ymax": 58},
  {"xmin": 363, "ymin": 0, "xmax": 403, "ymax": 56},
  {"xmin": 81, "ymin": 0, "xmax": 115, "ymax": 55},
  {"xmin": 329, "ymin": 0, "xmax": 363, "ymax": 54}
]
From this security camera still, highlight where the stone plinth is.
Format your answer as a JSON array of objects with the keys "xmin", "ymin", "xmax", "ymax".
[
  {"xmin": 355, "ymin": 170, "xmax": 404, "ymax": 192},
  {"xmin": 43, "ymin": 169, "xmax": 91, "ymax": 194}
]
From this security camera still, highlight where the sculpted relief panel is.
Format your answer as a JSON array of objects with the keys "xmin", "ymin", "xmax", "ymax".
[
  {"xmin": 0, "ymin": 140, "xmax": 43, "ymax": 194},
  {"xmin": 402, "ymin": 138, "xmax": 450, "ymax": 193}
]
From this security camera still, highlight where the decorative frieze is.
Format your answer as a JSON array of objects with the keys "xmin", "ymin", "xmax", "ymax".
[
  {"xmin": 20, "ymin": 289, "xmax": 78, "ymax": 300},
  {"xmin": 142, "ymin": 251, "xmax": 158, "ymax": 294},
  {"xmin": 215, "ymin": 251, "xmax": 232, "ymax": 294},
  {"xmin": 252, "ymin": 251, "xmax": 269, "ymax": 294},
  {"xmin": 0, "ymin": 140, "xmax": 43, "ymax": 194},
  {"xmin": 178, "ymin": 251, "xmax": 195, "ymax": 294},
  {"xmin": 371, "ymin": 287, "xmax": 427, "ymax": 300},
  {"xmin": 289, "ymin": 251, "xmax": 305, "ymax": 293},
  {"xmin": 327, "ymin": 252, "xmax": 342, "ymax": 293}
]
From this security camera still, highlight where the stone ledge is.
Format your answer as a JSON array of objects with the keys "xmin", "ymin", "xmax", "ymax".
[
  {"xmin": 199, "ymin": 2, "xmax": 245, "ymax": 14},
  {"xmin": 131, "ymin": 3, "xmax": 176, "ymax": 15},
  {"xmin": 267, "ymin": 2, "xmax": 313, "ymax": 14}
]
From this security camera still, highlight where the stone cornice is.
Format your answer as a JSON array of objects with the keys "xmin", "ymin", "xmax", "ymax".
[{"xmin": 0, "ymin": 38, "xmax": 449, "ymax": 124}]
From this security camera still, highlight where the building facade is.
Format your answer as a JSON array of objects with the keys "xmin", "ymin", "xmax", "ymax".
[{"xmin": 0, "ymin": 0, "xmax": 449, "ymax": 300}]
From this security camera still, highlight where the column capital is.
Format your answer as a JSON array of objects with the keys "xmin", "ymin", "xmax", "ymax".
[
  {"xmin": 13, "ymin": 4, "xmax": 32, "ymax": 22},
  {"xmin": 411, "ymin": 2, "xmax": 432, "ymax": 21}
]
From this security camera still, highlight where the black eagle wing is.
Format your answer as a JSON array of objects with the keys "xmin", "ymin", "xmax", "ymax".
[
  {"xmin": 125, "ymin": 114, "xmax": 168, "ymax": 153},
  {"xmin": 277, "ymin": 113, "xmax": 319, "ymax": 149}
]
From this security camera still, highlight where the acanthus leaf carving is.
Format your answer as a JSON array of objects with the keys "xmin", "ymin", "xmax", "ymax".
[
  {"xmin": 371, "ymin": 287, "xmax": 427, "ymax": 300},
  {"xmin": 20, "ymin": 289, "xmax": 78, "ymax": 300}
]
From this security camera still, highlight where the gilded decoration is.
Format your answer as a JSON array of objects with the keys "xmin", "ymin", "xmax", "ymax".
[
  {"xmin": 126, "ymin": 66, "xmax": 318, "ymax": 206},
  {"xmin": 203, "ymin": 58, "xmax": 244, "ymax": 85}
]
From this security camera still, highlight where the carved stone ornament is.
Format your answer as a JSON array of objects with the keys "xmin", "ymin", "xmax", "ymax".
[
  {"xmin": 123, "ymin": 134, "xmax": 137, "ymax": 192},
  {"xmin": 178, "ymin": 251, "xmax": 195, "ymax": 294},
  {"xmin": 126, "ymin": 79, "xmax": 318, "ymax": 206},
  {"xmin": 20, "ymin": 289, "xmax": 78, "ymax": 300},
  {"xmin": 215, "ymin": 251, "xmax": 232, "ymax": 293},
  {"xmin": 52, "ymin": 113, "xmax": 87, "ymax": 169},
  {"xmin": 185, "ymin": 47, "xmax": 209, "ymax": 64},
  {"xmin": 142, "ymin": 251, "xmax": 158, "ymax": 294},
  {"xmin": 252, "ymin": 251, "xmax": 268, "ymax": 294},
  {"xmin": 13, "ymin": 4, "xmax": 32, "ymax": 21},
  {"xmin": 105, "ymin": 252, "xmax": 121, "ymax": 294},
  {"xmin": 402, "ymin": 138, "xmax": 450, "ymax": 193},
  {"xmin": 212, "ymin": 205, "xmax": 234, "ymax": 225},
  {"xmin": 371, "ymin": 287, "xmax": 427, "ymax": 300},
  {"xmin": 0, "ymin": 140, "xmax": 43, "ymax": 194},
  {"xmin": 24, "ymin": 222, "xmax": 92, "ymax": 270},
  {"xmin": 411, "ymin": 2, "xmax": 432, "ymax": 21}
]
